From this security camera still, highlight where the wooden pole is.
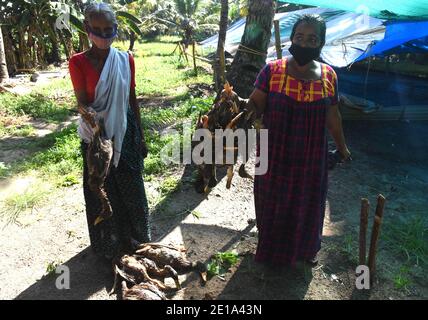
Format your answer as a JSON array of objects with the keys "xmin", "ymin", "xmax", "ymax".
[
  {"xmin": 274, "ymin": 20, "xmax": 282, "ymax": 60},
  {"xmin": 182, "ymin": 52, "xmax": 212, "ymax": 63},
  {"xmin": 192, "ymin": 40, "xmax": 198, "ymax": 76},
  {"xmin": 172, "ymin": 42, "xmax": 180, "ymax": 55},
  {"xmin": 179, "ymin": 42, "xmax": 189, "ymax": 64},
  {"xmin": 217, "ymin": 41, "xmax": 226, "ymax": 90},
  {"xmin": 367, "ymin": 194, "xmax": 386, "ymax": 285},
  {"xmin": 216, "ymin": 0, "xmax": 229, "ymax": 90},
  {"xmin": 359, "ymin": 198, "xmax": 370, "ymax": 265}
]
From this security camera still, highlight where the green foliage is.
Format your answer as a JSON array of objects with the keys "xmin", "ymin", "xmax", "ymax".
[
  {"xmin": 45, "ymin": 260, "xmax": 62, "ymax": 276},
  {"xmin": 382, "ymin": 216, "xmax": 428, "ymax": 268},
  {"xmin": 207, "ymin": 251, "xmax": 239, "ymax": 278},
  {"xmin": 1, "ymin": 183, "xmax": 49, "ymax": 226},
  {"xmin": 159, "ymin": 176, "xmax": 182, "ymax": 195},
  {"xmin": 393, "ymin": 266, "xmax": 412, "ymax": 290},
  {"xmin": 59, "ymin": 174, "xmax": 80, "ymax": 187}
]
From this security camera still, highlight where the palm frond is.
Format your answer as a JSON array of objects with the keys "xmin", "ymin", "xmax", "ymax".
[
  {"xmin": 116, "ymin": 10, "xmax": 143, "ymax": 25},
  {"xmin": 69, "ymin": 13, "xmax": 86, "ymax": 34},
  {"xmin": 125, "ymin": 18, "xmax": 145, "ymax": 38}
]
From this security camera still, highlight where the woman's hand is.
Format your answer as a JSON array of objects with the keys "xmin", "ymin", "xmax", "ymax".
[
  {"xmin": 338, "ymin": 146, "xmax": 351, "ymax": 161},
  {"xmin": 78, "ymin": 105, "xmax": 97, "ymax": 128}
]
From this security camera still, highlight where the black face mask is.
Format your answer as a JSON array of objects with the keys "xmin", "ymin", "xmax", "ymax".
[{"xmin": 288, "ymin": 43, "xmax": 322, "ymax": 66}]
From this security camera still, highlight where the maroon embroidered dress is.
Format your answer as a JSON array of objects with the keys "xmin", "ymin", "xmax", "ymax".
[{"xmin": 254, "ymin": 58, "xmax": 338, "ymax": 266}]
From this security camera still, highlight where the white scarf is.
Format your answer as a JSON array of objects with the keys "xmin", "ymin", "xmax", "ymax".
[{"xmin": 78, "ymin": 47, "xmax": 131, "ymax": 167}]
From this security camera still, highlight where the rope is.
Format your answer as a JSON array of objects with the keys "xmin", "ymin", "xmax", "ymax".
[{"xmin": 237, "ymin": 44, "xmax": 267, "ymax": 57}]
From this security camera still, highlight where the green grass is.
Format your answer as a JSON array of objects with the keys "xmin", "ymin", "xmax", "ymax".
[
  {"xmin": 159, "ymin": 176, "xmax": 182, "ymax": 195},
  {"xmin": 381, "ymin": 215, "xmax": 428, "ymax": 268},
  {"xmin": 0, "ymin": 124, "xmax": 82, "ymax": 184},
  {"xmin": 392, "ymin": 266, "xmax": 412, "ymax": 290},
  {"xmin": 0, "ymin": 124, "xmax": 35, "ymax": 137},
  {"xmin": 0, "ymin": 93, "xmax": 73, "ymax": 125},
  {"xmin": 45, "ymin": 260, "xmax": 63, "ymax": 277},
  {"xmin": 113, "ymin": 38, "xmax": 213, "ymax": 97},
  {"xmin": 0, "ymin": 183, "xmax": 49, "ymax": 226}
]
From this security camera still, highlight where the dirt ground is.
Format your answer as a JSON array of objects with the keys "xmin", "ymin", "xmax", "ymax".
[{"xmin": 0, "ymin": 114, "xmax": 427, "ymax": 300}]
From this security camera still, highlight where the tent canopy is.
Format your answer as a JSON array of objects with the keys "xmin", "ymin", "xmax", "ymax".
[
  {"xmin": 201, "ymin": 7, "xmax": 428, "ymax": 67},
  {"xmin": 282, "ymin": 0, "xmax": 428, "ymax": 19},
  {"xmin": 201, "ymin": 8, "xmax": 386, "ymax": 67}
]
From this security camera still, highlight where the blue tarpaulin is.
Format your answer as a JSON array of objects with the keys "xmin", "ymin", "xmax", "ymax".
[{"xmin": 356, "ymin": 21, "xmax": 428, "ymax": 61}]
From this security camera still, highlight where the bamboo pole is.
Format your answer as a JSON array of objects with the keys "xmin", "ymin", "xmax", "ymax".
[
  {"xmin": 367, "ymin": 194, "xmax": 386, "ymax": 285},
  {"xmin": 359, "ymin": 198, "xmax": 370, "ymax": 265},
  {"xmin": 274, "ymin": 20, "xmax": 282, "ymax": 60},
  {"xmin": 192, "ymin": 41, "xmax": 198, "ymax": 76}
]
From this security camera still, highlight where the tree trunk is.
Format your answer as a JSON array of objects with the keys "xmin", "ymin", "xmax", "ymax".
[
  {"xmin": 58, "ymin": 30, "xmax": 71, "ymax": 60},
  {"xmin": 226, "ymin": 0, "xmax": 275, "ymax": 97},
  {"xmin": 27, "ymin": 28, "xmax": 37, "ymax": 69},
  {"xmin": 0, "ymin": 26, "xmax": 9, "ymax": 82},
  {"xmin": 128, "ymin": 31, "xmax": 136, "ymax": 52},
  {"xmin": 4, "ymin": 30, "xmax": 18, "ymax": 75},
  {"xmin": 49, "ymin": 22, "xmax": 61, "ymax": 63},
  {"xmin": 18, "ymin": 30, "xmax": 27, "ymax": 69},
  {"xmin": 215, "ymin": 0, "xmax": 229, "ymax": 91}
]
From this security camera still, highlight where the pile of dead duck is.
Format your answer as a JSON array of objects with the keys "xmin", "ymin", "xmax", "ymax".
[{"xmin": 110, "ymin": 242, "xmax": 207, "ymax": 300}]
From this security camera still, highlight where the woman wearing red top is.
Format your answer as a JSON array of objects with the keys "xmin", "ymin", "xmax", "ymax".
[{"xmin": 69, "ymin": 3, "xmax": 150, "ymax": 260}]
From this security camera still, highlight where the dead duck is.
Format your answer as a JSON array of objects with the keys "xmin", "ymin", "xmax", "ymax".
[
  {"xmin": 134, "ymin": 256, "xmax": 181, "ymax": 289},
  {"xmin": 121, "ymin": 281, "xmax": 166, "ymax": 300},
  {"xmin": 116, "ymin": 255, "xmax": 167, "ymax": 290},
  {"xmin": 80, "ymin": 107, "xmax": 114, "ymax": 226},
  {"xmin": 135, "ymin": 243, "xmax": 207, "ymax": 277},
  {"xmin": 192, "ymin": 82, "xmax": 256, "ymax": 193},
  {"xmin": 110, "ymin": 254, "xmax": 181, "ymax": 296}
]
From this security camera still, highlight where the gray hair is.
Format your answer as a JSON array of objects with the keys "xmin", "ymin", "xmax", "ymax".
[{"xmin": 84, "ymin": 2, "xmax": 117, "ymax": 25}]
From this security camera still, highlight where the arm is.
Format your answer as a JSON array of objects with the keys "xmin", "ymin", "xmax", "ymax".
[
  {"xmin": 327, "ymin": 104, "xmax": 351, "ymax": 160},
  {"xmin": 248, "ymin": 88, "xmax": 267, "ymax": 117},
  {"xmin": 244, "ymin": 63, "xmax": 270, "ymax": 120},
  {"xmin": 69, "ymin": 57, "xmax": 96, "ymax": 127},
  {"xmin": 73, "ymin": 89, "xmax": 97, "ymax": 128}
]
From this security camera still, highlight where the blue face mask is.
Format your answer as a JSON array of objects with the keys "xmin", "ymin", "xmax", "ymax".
[{"xmin": 87, "ymin": 25, "xmax": 118, "ymax": 39}]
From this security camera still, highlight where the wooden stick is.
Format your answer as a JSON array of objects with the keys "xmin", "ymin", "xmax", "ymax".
[
  {"xmin": 180, "ymin": 42, "xmax": 189, "ymax": 64},
  {"xmin": 192, "ymin": 41, "xmax": 198, "ymax": 76},
  {"xmin": 172, "ymin": 42, "xmax": 179, "ymax": 55},
  {"xmin": 367, "ymin": 194, "xmax": 386, "ymax": 285},
  {"xmin": 182, "ymin": 52, "xmax": 212, "ymax": 63},
  {"xmin": 359, "ymin": 198, "xmax": 370, "ymax": 265},
  {"xmin": 274, "ymin": 20, "xmax": 282, "ymax": 59}
]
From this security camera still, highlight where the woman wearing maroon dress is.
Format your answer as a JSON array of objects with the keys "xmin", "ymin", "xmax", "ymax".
[{"xmin": 249, "ymin": 14, "xmax": 351, "ymax": 267}]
